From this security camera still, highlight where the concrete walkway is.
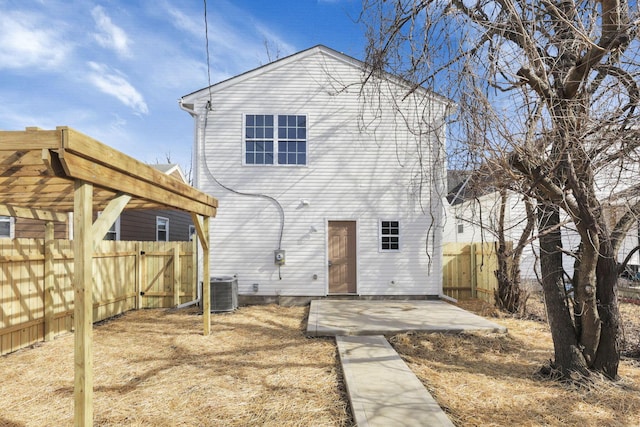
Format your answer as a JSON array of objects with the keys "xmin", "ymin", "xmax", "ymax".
[
  {"xmin": 337, "ymin": 335, "xmax": 454, "ymax": 427},
  {"xmin": 308, "ymin": 300, "xmax": 507, "ymax": 426},
  {"xmin": 307, "ymin": 299, "xmax": 507, "ymax": 337}
]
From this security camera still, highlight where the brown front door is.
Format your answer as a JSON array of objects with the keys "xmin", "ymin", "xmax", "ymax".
[{"xmin": 328, "ymin": 221, "xmax": 357, "ymax": 294}]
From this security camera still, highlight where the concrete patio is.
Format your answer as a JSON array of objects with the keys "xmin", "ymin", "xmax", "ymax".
[{"xmin": 306, "ymin": 299, "xmax": 507, "ymax": 337}]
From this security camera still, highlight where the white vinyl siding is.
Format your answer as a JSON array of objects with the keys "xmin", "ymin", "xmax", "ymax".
[{"xmin": 186, "ymin": 47, "xmax": 448, "ymax": 297}]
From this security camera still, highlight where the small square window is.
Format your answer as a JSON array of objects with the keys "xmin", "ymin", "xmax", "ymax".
[{"xmin": 381, "ymin": 220, "xmax": 400, "ymax": 251}]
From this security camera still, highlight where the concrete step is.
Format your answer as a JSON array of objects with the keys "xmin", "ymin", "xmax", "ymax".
[{"xmin": 337, "ymin": 335, "xmax": 455, "ymax": 427}]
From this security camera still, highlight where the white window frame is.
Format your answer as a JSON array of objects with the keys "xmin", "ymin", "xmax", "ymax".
[
  {"xmin": 0, "ymin": 216, "xmax": 14, "ymax": 239},
  {"xmin": 156, "ymin": 216, "xmax": 169, "ymax": 242},
  {"xmin": 456, "ymin": 217, "xmax": 464, "ymax": 234},
  {"xmin": 379, "ymin": 220, "xmax": 400, "ymax": 252},
  {"xmin": 243, "ymin": 113, "xmax": 308, "ymax": 167},
  {"xmin": 98, "ymin": 212, "xmax": 120, "ymax": 240}
]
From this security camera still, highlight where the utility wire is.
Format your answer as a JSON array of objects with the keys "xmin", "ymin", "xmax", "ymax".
[
  {"xmin": 201, "ymin": 0, "xmax": 286, "ymax": 268},
  {"xmin": 203, "ymin": 0, "xmax": 213, "ymax": 107}
]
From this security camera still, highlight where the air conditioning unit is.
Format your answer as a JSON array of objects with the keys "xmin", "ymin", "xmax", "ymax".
[{"xmin": 207, "ymin": 276, "xmax": 238, "ymax": 312}]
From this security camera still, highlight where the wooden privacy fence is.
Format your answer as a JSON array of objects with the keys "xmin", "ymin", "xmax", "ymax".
[
  {"xmin": 443, "ymin": 242, "xmax": 510, "ymax": 303},
  {"xmin": 0, "ymin": 238, "xmax": 196, "ymax": 356}
]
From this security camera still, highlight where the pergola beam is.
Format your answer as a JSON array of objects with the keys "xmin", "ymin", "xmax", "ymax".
[
  {"xmin": 0, "ymin": 203, "xmax": 68, "ymax": 222},
  {"xmin": 59, "ymin": 150, "xmax": 215, "ymax": 217}
]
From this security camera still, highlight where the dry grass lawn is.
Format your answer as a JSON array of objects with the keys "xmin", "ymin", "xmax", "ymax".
[
  {"xmin": 2, "ymin": 297, "xmax": 640, "ymax": 426},
  {"xmin": 390, "ymin": 296, "xmax": 640, "ymax": 426},
  {"xmin": 0, "ymin": 305, "xmax": 352, "ymax": 427}
]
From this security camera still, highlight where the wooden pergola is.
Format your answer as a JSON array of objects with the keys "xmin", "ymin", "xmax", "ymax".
[{"xmin": 0, "ymin": 126, "xmax": 218, "ymax": 426}]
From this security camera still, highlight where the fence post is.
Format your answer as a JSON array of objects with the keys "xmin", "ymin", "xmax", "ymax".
[
  {"xmin": 191, "ymin": 238, "xmax": 198, "ymax": 301},
  {"xmin": 470, "ymin": 243, "xmax": 477, "ymax": 299},
  {"xmin": 44, "ymin": 222, "xmax": 55, "ymax": 341},
  {"xmin": 173, "ymin": 245, "xmax": 180, "ymax": 307},
  {"xmin": 135, "ymin": 242, "xmax": 142, "ymax": 310}
]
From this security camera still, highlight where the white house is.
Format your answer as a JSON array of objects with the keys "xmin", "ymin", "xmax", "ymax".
[
  {"xmin": 179, "ymin": 45, "xmax": 451, "ymax": 302},
  {"xmin": 444, "ymin": 171, "xmax": 640, "ymax": 286}
]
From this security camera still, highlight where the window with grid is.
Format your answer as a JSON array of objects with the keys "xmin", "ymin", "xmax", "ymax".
[
  {"xmin": 380, "ymin": 220, "xmax": 400, "ymax": 251},
  {"xmin": 245, "ymin": 114, "xmax": 274, "ymax": 165},
  {"xmin": 277, "ymin": 115, "xmax": 306, "ymax": 165},
  {"xmin": 244, "ymin": 114, "xmax": 306, "ymax": 165}
]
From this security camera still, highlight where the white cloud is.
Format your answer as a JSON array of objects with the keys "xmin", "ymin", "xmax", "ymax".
[
  {"xmin": 155, "ymin": 0, "xmax": 297, "ymax": 79},
  {"xmin": 86, "ymin": 62, "xmax": 148, "ymax": 115},
  {"xmin": 91, "ymin": 6, "xmax": 131, "ymax": 58},
  {"xmin": 0, "ymin": 12, "xmax": 70, "ymax": 70},
  {"xmin": 254, "ymin": 24, "xmax": 297, "ymax": 58},
  {"xmin": 165, "ymin": 4, "xmax": 202, "ymax": 39}
]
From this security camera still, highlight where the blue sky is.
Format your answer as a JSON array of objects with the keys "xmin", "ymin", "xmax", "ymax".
[{"xmin": 0, "ymin": 0, "xmax": 364, "ymax": 171}]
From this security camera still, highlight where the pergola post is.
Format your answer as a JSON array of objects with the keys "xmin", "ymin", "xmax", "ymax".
[
  {"xmin": 74, "ymin": 180, "xmax": 94, "ymax": 427},
  {"xmin": 191, "ymin": 213, "xmax": 211, "ymax": 335},
  {"xmin": 203, "ymin": 216, "xmax": 210, "ymax": 335}
]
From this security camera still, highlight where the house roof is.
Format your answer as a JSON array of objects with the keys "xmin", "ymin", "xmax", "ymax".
[
  {"xmin": 446, "ymin": 169, "xmax": 498, "ymax": 205},
  {"xmin": 180, "ymin": 45, "xmax": 451, "ymax": 108},
  {"xmin": 151, "ymin": 163, "xmax": 188, "ymax": 184}
]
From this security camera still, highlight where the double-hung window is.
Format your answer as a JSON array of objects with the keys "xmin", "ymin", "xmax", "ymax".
[
  {"xmin": 245, "ymin": 114, "xmax": 274, "ymax": 165},
  {"xmin": 156, "ymin": 217, "xmax": 169, "ymax": 242},
  {"xmin": 245, "ymin": 114, "xmax": 306, "ymax": 165},
  {"xmin": 380, "ymin": 220, "xmax": 400, "ymax": 251}
]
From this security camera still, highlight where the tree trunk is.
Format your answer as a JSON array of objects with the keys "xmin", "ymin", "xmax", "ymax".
[
  {"xmin": 593, "ymin": 237, "xmax": 621, "ymax": 379},
  {"xmin": 573, "ymin": 235, "xmax": 601, "ymax": 366},
  {"xmin": 538, "ymin": 204, "xmax": 589, "ymax": 377},
  {"xmin": 495, "ymin": 242, "xmax": 521, "ymax": 313},
  {"xmin": 495, "ymin": 190, "xmax": 521, "ymax": 313}
]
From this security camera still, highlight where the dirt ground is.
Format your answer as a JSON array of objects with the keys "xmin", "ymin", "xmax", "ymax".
[{"xmin": 1, "ymin": 295, "xmax": 640, "ymax": 426}]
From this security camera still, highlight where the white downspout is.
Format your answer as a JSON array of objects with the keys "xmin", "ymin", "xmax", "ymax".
[{"xmin": 178, "ymin": 98, "xmax": 204, "ymax": 307}]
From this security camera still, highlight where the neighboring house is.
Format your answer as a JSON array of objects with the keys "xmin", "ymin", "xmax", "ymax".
[
  {"xmin": 180, "ymin": 45, "xmax": 451, "ymax": 301},
  {"xmin": 444, "ymin": 170, "xmax": 640, "ymax": 284},
  {"xmin": 1, "ymin": 164, "xmax": 194, "ymax": 242},
  {"xmin": 443, "ymin": 171, "xmax": 540, "ymax": 281},
  {"xmin": 0, "ymin": 215, "xmax": 69, "ymax": 240},
  {"xmin": 105, "ymin": 164, "xmax": 195, "ymax": 242}
]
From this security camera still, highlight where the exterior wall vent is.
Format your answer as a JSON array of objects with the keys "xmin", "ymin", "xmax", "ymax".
[{"xmin": 207, "ymin": 276, "xmax": 238, "ymax": 312}]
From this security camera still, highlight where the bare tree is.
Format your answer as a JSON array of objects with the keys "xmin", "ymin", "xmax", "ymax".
[
  {"xmin": 361, "ymin": 0, "xmax": 640, "ymax": 379},
  {"xmin": 450, "ymin": 172, "xmax": 537, "ymax": 313}
]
